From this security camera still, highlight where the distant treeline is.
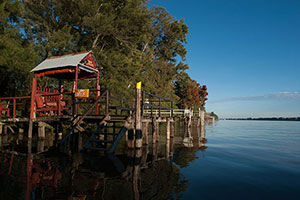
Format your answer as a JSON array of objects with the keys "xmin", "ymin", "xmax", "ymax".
[
  {"xmin": 224, "ymin": 117, "xmax": 300, "ymax": 121},
  {"xmin": 0, "ymin": 0, "xmax": 207, "ymax": 110}
]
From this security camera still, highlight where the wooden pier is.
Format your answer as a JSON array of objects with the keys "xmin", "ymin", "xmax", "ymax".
[{"xmin": 0, "ymin": 51, "xmax": 210, "ymax": 154}]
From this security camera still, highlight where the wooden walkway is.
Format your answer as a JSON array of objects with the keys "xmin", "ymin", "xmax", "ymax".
[{"xmin": 0, "ymin": 88, "xmax": 208, "ymax": 154}]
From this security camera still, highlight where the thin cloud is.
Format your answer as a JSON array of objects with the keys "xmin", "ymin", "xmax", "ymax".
[{"xmin": 210, "ymin": 92, "xmax": 300, "ymax": 103}]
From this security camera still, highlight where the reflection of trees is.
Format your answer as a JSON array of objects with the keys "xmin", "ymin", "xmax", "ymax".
[
  {"xmin": 70, "ymin": 154, "xmax": 187, "ymax": 200},
  {"xmin": 173, "ymin": 147, "xmax": 197, "ymax": 168},
  {"xmin": 140, "ymin": 160, "xmax": 187, "ymax": 200}
]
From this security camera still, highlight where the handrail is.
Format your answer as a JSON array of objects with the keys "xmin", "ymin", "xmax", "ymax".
[
  {"xmin": 143, "ymin": 91, "xmax": 174, "ymax": 117},
  {"xmin": 60, "ymin": 90, "xmax": 108, "ymax": 143},
  {"xmin": 143, "ymin": 92, "xmax": 173, "ymax": 102},
  {"xmin": 0, "ymin": 96, "xmax": 31, "ymax": 119},
  {"xmin": 0, "ymin": 96, "xmax": 31, "ymax": 100}
]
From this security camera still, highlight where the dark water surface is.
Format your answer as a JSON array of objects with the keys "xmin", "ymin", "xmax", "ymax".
[{"xmin": 0, "ymin": 120, "xmax": 300, "ymax": 200}]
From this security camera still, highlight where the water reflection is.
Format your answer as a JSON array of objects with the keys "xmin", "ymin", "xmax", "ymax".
[{"xmin": 0, "ymin": 123, "xmax": 207, "ymax": 200}]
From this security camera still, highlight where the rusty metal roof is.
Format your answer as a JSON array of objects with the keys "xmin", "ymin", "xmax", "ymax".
[{"xmin": 31, "ymin": 51, "xmax": 97, "ymax": 73}]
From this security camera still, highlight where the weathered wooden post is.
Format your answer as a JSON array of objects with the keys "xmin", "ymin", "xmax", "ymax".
[
  {"xmin": 166, "ymin": 118, "xmax": 171, "ymax": 141},
  {"xmin": 27, "ymin": 138, "xmax": 32, "ymax": 154},
  {"xmin": 152, "ymin": 117, "xmax": 156, "ymax": 144},
  {"xmin": 3, "ymin": 125, "xmax": 7, "ymax": 135},
  {"xmin": 38, "ymin": 122, "xmax": 45, "ymax": 139},
  {"xmin": 170, "ymin": 118, "xmax": 174, "ymax": 138},
  {"xmin": 152, "ymin": 140, "xmax": 158, "ymax": 162},
  {"xmin": 166, "ymin": 138, "xmax": 170, "ymax": 159},
  {"xmin": 156, "ymin": 119, "xmax": 160, "ymax": 143},
  {"xmin": 95, "ymin": 70, "xmax": 101, "ymax": 115},
  {"xmin": 170, "ymin": 137, "xmax": 174, "ymax": 158},
  {"xmin": 37, "ymin": 139, "xmax": 45, "ymax": 153},
  {"xmin": 184, "ymin": 117, "xmax": 188, "ymax": 137},
  {"xmin": 197, "ymin": 109, "xmax": 201, "ymax": 127},
  {"xmin": 0, "ymin": 122, "xmax": 3, "ymax": 135},
  {"xmin": 128, "ymin": 129, "xmax": 135, "ymax": 149},
  {"xmin": 58, "ymin": 80, "xmax": 64, "ymax": 116},
  {"xmin": 142, "ymin": 122, "xmax": 149, "ymax": 145},
  {"xmin": 135, "ymin": 82, "xmax": 143, "ymax": 148},
  {"xmin": 200, "ymin": 110, "xmax": 205, "ymax": 127},
  {"xmin": 141, "ymin": 145, "xmax": 149, "ymax": 165},
  {"xmin": 28, "ymin": 74, "xmax": 38, "ymax": 139},
  {"xmin": 133, "ymin": 148, "xmax": 142, "ymax": 200}
]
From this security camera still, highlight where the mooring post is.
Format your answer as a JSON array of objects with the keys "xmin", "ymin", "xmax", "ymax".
[
  {"xmin": 128, "ymin": 129, "xmax": 135, "ymax": 149},
  {"xmin": 170, "ymin": 137, "xmax": 174, "ymax": 158},
  {"xmin": 166, "ymin": 139, "xmax": 170, "ymax": 159},
  {"xmin": 153, "ymin": 140, "xmax": 158, "ymax": 162},
  {"xmin": 156, "ymin": 118, "xmax": 160, "ymax": 143},
  {"xmin": 37, "ymin": 139, "xmax": 45, "ymax": 153},
  {"xmin": 184, "ymin": 117, "xmax": 188, "ymax": 136},
  {"xmin": 0, "ymin": 122, "xmax": 3, "ymax": 135},
  {"xmin": 200, "ymin": 110, "xmax": 205, "ymax": 127},
  {"xmin": 166, "ymin": 117, "xmax": 170, "ymax": 141},
  {"xmin": 28, "ymin": 120, "xmax": 33, "ymax": 139},
  {"xmin": 38, "ymin": 122, "xmax": 45, "ymax": 139},
  {"xmin": 152, "ymin": 117, "xmax": 156, "ymax": 144},
  {"xmin": 170, "ymin": 118, "xmax": 174, "ymax": 138},
  {"xmin": 95, "ymin": 70, "xmax": 101, "ymax": 115},
  {"xmin": 3, "ymin": 125, "xmax": 7, "ymax": 135},
  {"xmin": 142, "ymin": 122, "xmax": 149, "ymax": 145},
  {"xmin": 133, "ymin": 148, "xmax": 142, "ymax": 200},
  {"xmin": 135, "ymin": 82, "xmax": 142, "ymax": 148}
]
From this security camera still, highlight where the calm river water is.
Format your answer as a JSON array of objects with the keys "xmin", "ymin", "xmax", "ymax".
[{"xmin": 0, "ymin": 120, "xmax": 300, "ymax": 200}]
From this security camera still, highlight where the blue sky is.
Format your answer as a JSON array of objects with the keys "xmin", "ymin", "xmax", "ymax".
[{"xmin": 150, "ymin": 0, "xmax": 300, "ymax": 118}]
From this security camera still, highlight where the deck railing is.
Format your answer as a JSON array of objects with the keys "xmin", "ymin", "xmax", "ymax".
[{"xmin": 142, "ymin": 92, "xmax": 174, "ymax": 117}]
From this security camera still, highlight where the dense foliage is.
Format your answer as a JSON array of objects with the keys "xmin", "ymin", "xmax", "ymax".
[{"xmin": 0, "ymin": 0, "xmax": 207, "ymax": 109}]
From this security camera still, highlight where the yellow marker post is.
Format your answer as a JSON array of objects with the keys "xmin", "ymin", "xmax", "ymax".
[
  {"xmin": 136, "ymin": 81, "xmax": 142, "ymax": 89},
  {"xmin": 135, "ymin": 81, "xmax": 142, "ymax": 148}
]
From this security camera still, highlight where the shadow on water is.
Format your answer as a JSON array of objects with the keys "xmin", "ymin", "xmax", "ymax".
[{"xmin": 0, "ymin": 122, "xmax": 207, "ymax": 200}]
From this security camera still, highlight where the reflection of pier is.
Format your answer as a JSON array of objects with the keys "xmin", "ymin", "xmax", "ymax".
[{"xmin": 0, "ymin": 122, "xmax": 207, "ymax": 200}]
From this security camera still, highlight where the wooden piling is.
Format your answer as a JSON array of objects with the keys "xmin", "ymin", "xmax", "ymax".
[
  {"xmin": 184, "ymin": 118, "xmax": 188, "ymax": 137},
  {"xmin": 38, "ymin": 122, "xmax": 45, "ymax": 139},
  {"xmin": 170, "ymin": 118, "xmax": 174, "ymax": 138},
  {"xmin": 3, "ymin": 125, "xmax": 7, "ymax": 135},
  {"xmin": 128, "ymin": 129, "xmax": 135, "ymax": 149},
  {"xmin": 37, "ymin": 139, "xmax": 45, "ymax": 153},
  {"xmin": 200, "ymin": 110, "xmax": 205, "ymax": 127},
  {"xmin": 166, "ymin": 139, "xmax": 170, "ymax": 159},
  {"xmin": 197, "ymin": 117, "xmax": 201, "ymax": 127},
  {"xmin": 27, "ymin": 138, "xmax": 32, "ymax": 154},
  {"xmin": 142, "ymin": 122, "xmax": 149, "ymax": 145},
  {"xmin": 170, "ymin": 137, "xmax": 174, "ymax": 158},
  {"xmin": 156, "ymin": 119, "xmax": 160, "ymax": 143},
  {"xmin": 166, "ymin": 118, "xmax": 170, "ymax": 141},
  {"xmin": 135, "ymin": 82, "xmax": 142, "ymax": 148},
  {"xmin": 0, "ymin": 122, "xmax": 3, "ymax": 135},
  {"xmin": 152, "ymin": 141, "xmax": 158, "ymax": 162},
  {"xmin": 152, "ymin": 117, "xmax": 157, "ymax": 144},
  {"xmin": 28, "ymin": 119, "xmax": 33, "ymax": 139}
]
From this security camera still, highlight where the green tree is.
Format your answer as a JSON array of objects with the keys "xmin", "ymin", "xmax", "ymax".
[{"xmin": 0, "ymin": 0, "xmax": 38, "ymax": 97}]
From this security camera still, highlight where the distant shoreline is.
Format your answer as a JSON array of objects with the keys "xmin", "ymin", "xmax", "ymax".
[{"xmin": 222, "ymin": 117, "xmax": 300, "ymax": 121}]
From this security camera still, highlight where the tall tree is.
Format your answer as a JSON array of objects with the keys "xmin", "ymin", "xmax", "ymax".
[{"xmin": 0, "ymin": 0, "xmax": 38, "ymax": 97}]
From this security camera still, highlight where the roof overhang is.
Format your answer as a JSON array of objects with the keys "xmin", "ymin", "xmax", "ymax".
[{"xmin": 31, "ymin": 51, "xmax": 99, "ymax": 80}]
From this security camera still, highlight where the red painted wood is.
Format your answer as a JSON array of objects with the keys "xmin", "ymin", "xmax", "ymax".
[{"xmin": 30, "ymin": 75, "xmax": 37, "ymax": 120}]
